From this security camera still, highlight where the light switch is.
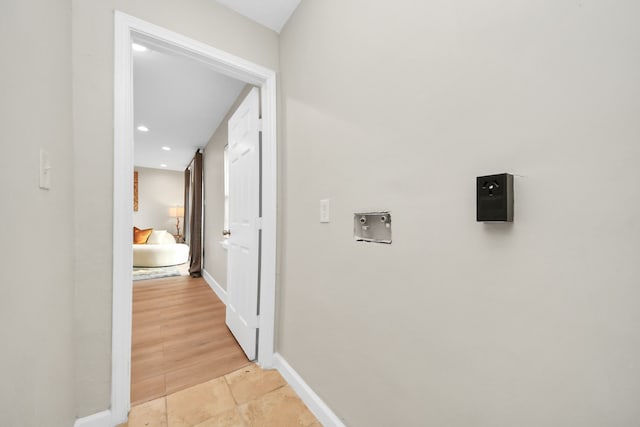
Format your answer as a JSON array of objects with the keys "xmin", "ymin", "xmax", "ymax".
[
  {"xmin": 39, "ymin": 149, "xmax": 51, "ymax": 190},
  {"xmin": 320, "ymin": 199, "xmax": 330, "ymax": 223}
]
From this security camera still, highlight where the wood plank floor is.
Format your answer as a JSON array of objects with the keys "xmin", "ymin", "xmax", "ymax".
[{"xmin": 131, "ymin": 275, "xmax": 250, "ymax": 406}]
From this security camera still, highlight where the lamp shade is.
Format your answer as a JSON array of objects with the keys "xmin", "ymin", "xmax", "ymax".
[{"xmin": 169, "ymin": 206, "xmax": 185, "ymax": 218}]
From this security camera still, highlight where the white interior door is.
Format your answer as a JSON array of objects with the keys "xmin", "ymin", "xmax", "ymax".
[{"xmin": 226, "ymin": 87, "xmax": 261, "ymax": 360}]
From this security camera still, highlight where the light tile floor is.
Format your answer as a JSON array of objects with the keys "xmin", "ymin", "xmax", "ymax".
[{"xmin": 119, "ymin": 363, "xmax": 321, "ymax": 427}]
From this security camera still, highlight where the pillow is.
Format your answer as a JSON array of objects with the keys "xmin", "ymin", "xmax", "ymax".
[
  {"xmin": 146, "ymin": 229, "xmax": 175, "ymax": 245},
  {"xmin": 133, "ymin": 227, "xmax": 153, "ymax": 244}
]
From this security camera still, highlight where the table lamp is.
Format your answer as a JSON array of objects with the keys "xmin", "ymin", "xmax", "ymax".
[{"xmin": 169, "ymin": 205, "xmax": 185, "ymax": 241}]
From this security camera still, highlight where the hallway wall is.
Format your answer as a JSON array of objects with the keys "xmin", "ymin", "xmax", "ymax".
[
  {"xmin": 133, "ymin": 167, "xmax": 184, "ymax": 234},
  {"xmin": 0, "ymin": 0, "xmax": 75, "ymax": 426},
  {"xmin": 72, "ymin": 0, "xmax": 279, "ymax": 416},
  {"xmin": 278, "ymin": 1, "xmax": 640, "ymax": 426}
]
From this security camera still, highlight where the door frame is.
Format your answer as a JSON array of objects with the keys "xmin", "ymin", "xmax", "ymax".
[{"xmin": 113, "ymin": 11, "xmax": 277, "ymax": 424}]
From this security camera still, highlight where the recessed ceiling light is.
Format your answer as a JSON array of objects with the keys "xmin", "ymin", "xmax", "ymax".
[
  {"xmin": 132, "ymin": 43, "xmax": 148, "ymax": 52},
  {"xmin": 161, "ymin": 146, "xmax": 171, "ymax": 151},
  {"xmin": 137, "ymin": 125, "xmax": 149, "ymax": 132},
  {"xmin": 160, "ymin": 164, "xmax": 167, "ymax": 168}
]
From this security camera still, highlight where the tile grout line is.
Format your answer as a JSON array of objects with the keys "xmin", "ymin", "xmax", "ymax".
[
  {"xmin": 223, "ymin": 375, "xmax": 250, "ymax": 427},
  {"xmin": 222, "ymin": 373, "xmax": 239, "ymax": 405},
  {"xmin": 163, "ymin": 395, "xmax": 168, "ymax": 427}
]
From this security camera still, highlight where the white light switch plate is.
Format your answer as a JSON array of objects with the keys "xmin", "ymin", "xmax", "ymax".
[
  {"xmin": 320, "ymin": 199, "xmax": 330, "ymax": 223},
  {"xmin": 39, "ymin": 149, "xmax": 51, "ymax": 190}
]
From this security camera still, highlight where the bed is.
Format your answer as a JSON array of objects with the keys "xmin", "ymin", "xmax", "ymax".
[{"xmin": 133, "ymin": 229, "xmax": 189, "ymax": 267}]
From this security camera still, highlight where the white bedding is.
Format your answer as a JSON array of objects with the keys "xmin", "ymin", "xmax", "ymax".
[{"xmin": 132, "ymin": 230, "xmax": 189, "ymax": 267}]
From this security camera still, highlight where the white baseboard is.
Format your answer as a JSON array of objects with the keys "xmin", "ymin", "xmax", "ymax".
[
  {"xmin": 73, "ymin": 410, "xmax": 112, "ymax": 427},
  {"xmin": 273, "ymin": 353, "xmax": 346, "ymax": 427},
  {"xmin": 202, "ymin": 269, "xmax": 227, "ymax": 305}
]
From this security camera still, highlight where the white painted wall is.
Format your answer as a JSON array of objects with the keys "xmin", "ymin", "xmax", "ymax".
[
  {"xmin": 0, "ymin": 0, "xmax": 76, "ymax": 426},
  {"xmin": 133, "ymin": 167, "xmax": 184, "ymax": 235},
  {"xmin": 278, "ymin": 1, "xmax": 640, "ymax": 426},
  {"xmin": 72, "ymin": 0, "xmax": 279, "ymax": 416},
  {"xmin": 203, "ymin": 85, "xmax": 255, "ymax": 290}
]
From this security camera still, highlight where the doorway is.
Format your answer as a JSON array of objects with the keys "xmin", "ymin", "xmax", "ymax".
[{"xmin": 113, "ymin": 11, "xmax": 277, "ymax": 424}]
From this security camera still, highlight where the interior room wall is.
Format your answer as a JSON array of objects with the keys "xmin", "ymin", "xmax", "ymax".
[
  {"xmin": 203, "ymin": 84, "xmax": 255, "ymax": 290},
  {"xmin": 278, "ymin": 1, "xmax": 640, "ymax": 426},
  {"xmin": 72, "ymin": 0, "xmax": 279, "ymax": 416},
  {"xmin": 0, "ymin": 0, "xmax": 76, "ymax": 426},
  {"xmin": 133, "ymin": 167, "xmax": 184, "ymax": 236}
]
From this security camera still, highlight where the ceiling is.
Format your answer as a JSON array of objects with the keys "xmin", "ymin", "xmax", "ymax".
[
  {"xmin": 133, "ymin": 1, "xmax": 302, "ymax": 171},
  {"xmin": 215, "ymin": 0, "xmax": 301, "ymax": 33},
  {"xmin": 133, "ymin": 44, "xmax": 245, "ymax": 171}
]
